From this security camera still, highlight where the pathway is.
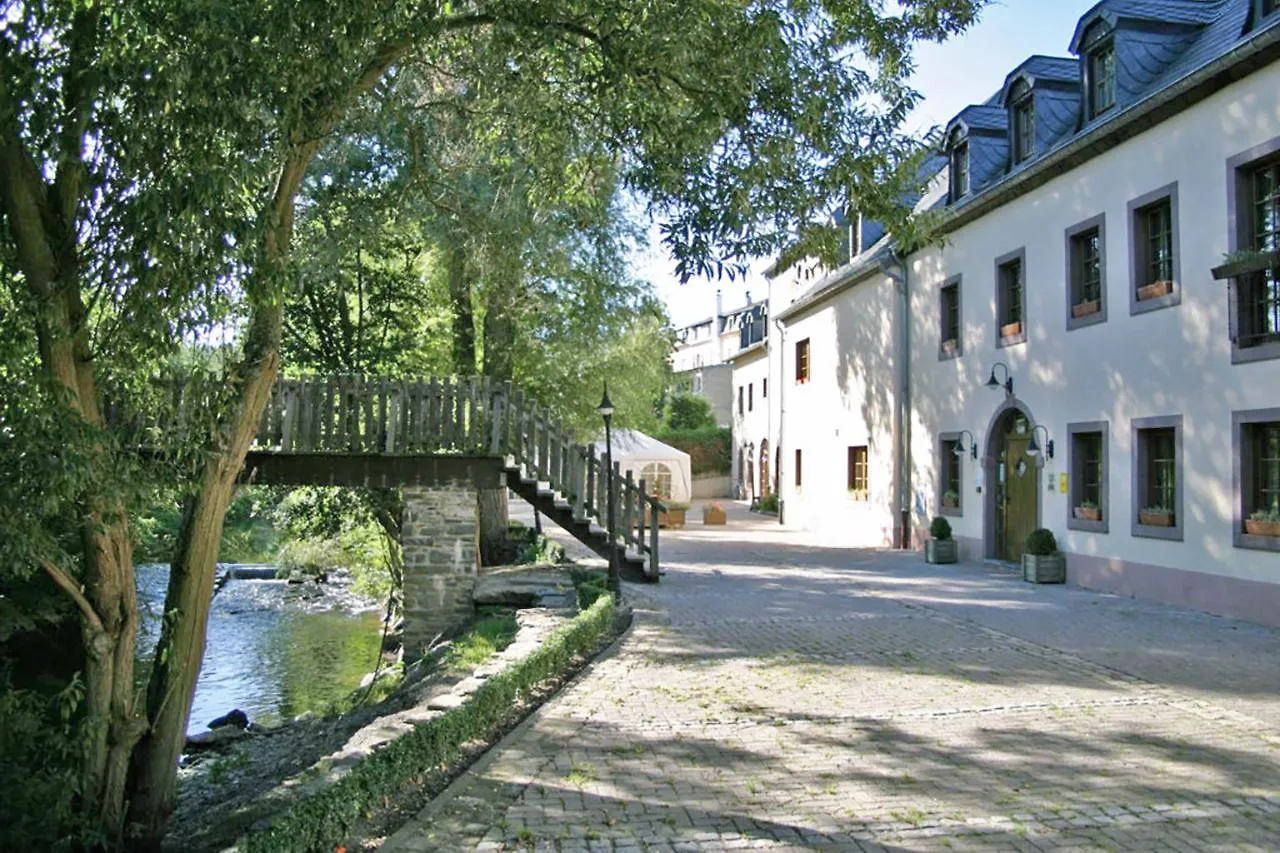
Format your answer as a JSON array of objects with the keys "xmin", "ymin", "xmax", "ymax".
[{"xmin": 384, "ymin": 501, "xmax": 1280, "ymax": 851}]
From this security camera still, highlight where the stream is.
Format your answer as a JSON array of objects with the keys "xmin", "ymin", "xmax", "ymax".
[{"xmin": 136, "ymin": 564, "xmax": 383, "ymax": 735}]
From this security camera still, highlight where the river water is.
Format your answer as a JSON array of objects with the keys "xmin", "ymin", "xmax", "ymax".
[{"xmin": 136, "ymin": 565, "xmax": 383, "ymax": 735}]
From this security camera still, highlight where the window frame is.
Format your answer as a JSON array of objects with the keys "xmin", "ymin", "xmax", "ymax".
[
  {"xmin": 1132, "ymin": 415, "xmax": 1184, "ymax": 542},
  {"xmin": 1227, "ymin": 136, "xmax": 1280, "ymax": 364},
  {"xmin": 1067, "ymin": 421, "xmax": 1109, "ymax": 534},
  {"xmin": 938, "ymin": 275, "xmax": 962, "ymax": 360},
  {"xmin": 937, "ymin": 432, "xmax": 964, "ymax": 517},
  {"xmin": 737, "ymin": 385, "xmax": 743, "ymax": 416},
  {"xmin": 1127, "ymin": 183, "xmax": 1182, "ymax": 316},
  {"xmin": 1083, "ymin": 24, "xmax": 1117, "ymax": 120},
  {"xmin": 640, "ymin": 462, "xmax": 674, "ymax": 501},
  {"xmin": 794, "ymin": 448, "xmax": 803, "ymax": 488},
  {"xmin": 994, "ymin": 247, "xmax": 1028, "ymax": 348},
  {"xmin": 748, "ymin": 382, "xmax": 753, "ymax": 412},
  {"xmin": 1010, "ymin": 81, "xmax": 1035, "ymax": 165},
  {"xmin": 1065, "ymin": 214, "xmax": 1107, "ymax": 331},
  {"xmin": 950, "ymin": 138, "xmax": 970, "ymax": 203},
  {"xmin": 1233, "ymin": 407, "xmax": 1280, "ymax": 552},
  {"xmin": 846, "ymin": 445, "xmax": 869, "ymax": 499},
  {"xmin": 762, "ymin": 378, "xmax": 768, "ymax": 399},
  {"xmin": 795, "ymin": 338, "xmax": 811, "ymax": 384}
]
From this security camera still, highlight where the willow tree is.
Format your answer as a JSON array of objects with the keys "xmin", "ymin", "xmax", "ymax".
[{"xmin": 0, "ymin": 0, "xmax": 987, "ymax": 846}]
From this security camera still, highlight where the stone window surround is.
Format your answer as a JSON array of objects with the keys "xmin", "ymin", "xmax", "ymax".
[
  {"xmin": 939, "ymin": 275, "xmax": 963, "ymax": 361},
  {"xmin": 1065, "ymin": 213, "xmax": 1108, "ymax": 331},
  {"xmin": 795, "ymin": 338, "xmax": 811, "ymax": 383},
  {"xmin": 1233, "ymin": 407, "xmax": 1280, "ymax": 553},
  {"xmin": 1066, "ymin": 421, "xmax": 1109, "ymax": 534},
  {"xmin": 1226, "ymin": 134, "xmax": 1280, "ymax": 365},
  {"xmin": 1131, "ymin": 414, "xmax": 1184, "ymax": 542},
  {"xmin": 938, "ymin": 431, "xmax": 964, "ymax": 518},
  {"xmin": 994, "ymin": 247, "xmax": 1028, "ymax": 348},
  {"xmin": 1127, "ymin": 182, "xmax": 1182, "ymax": 316},
  {"xmin": 847, "ymin": 445, "xmax": 869, "ymax": 499}
]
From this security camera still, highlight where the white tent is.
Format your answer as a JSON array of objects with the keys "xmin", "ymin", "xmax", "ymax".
[{"xmin": 593, "ymin": 429, "xmax": 693, "ymax": 505}]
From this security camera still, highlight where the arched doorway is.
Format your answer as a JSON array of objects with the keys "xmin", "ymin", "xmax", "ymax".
[
  {"xmin": 759, "ymin": 439, "xmax": 771, "ymax": 497},
  {"xmin": 983, "ymin": 400, "xmax": 1041, "ymax": 561}
]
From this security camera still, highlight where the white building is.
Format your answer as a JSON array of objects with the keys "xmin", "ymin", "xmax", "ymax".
[{"xmin": 741, "ymin": 0, "xmax": 1280, "ymax": 625}]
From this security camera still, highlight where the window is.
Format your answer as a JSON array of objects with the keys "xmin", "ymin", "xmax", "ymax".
[
  {"xmin": 1083, "ymin": 23, "xmax": 1116, "ymax": 119},
  {"xmin": 939, "ymin": 277, "xmax": 961, "ymax": 358},
  {"xmin": 1010, "ymin": 81, "xmax": 1035, "ymax": 164},
  {"xmin": 762, "ymin": 378, "xmax": 767, "ymax": 398},
  {"xmin": 641, "ymin": 462, "xmax": 673, "ymax": 500},
  {"xmin": 1133, "ymin": 415, "xmax": 1182, "ymax": 541},
  {"xmin": 748, "ymin": 383, "xmax": 753, "ymax": 412},
  {"xmin": 995, "ymin": 248, "xmax": 1026, "ymax": 346},
  {"xmin": 794, "ymin": 449, "xmax": 803, "ymax": 487},
  {"xmin": 1236, "ymin": 409, "xmax": 1280, "ymax": 551},
  {"xmin": 1066, "ymin": 215, "xmax": 1106, "ymax": 330},
  {"xmin": 1240, "ymin": 157, "xmax": 1280, "ymax": 350},
  {"xmin": 847, "ymin": 446, "xmax": 868, "ymax": 498},
  {"xmin": 737, "ymin": 385, "xmax": 743, "ymax": 416},
  {"xmin": 1128, "ymin": 184, "xmax": 1180, "ymax": 315},
  {"xmin": 795, "ymin": 338, "xmax": 811, "ymax": 383},
  {"xmin": 951, "ymin": 140, "xmax": 970, "ymax": 201},
  {"xmin": 938, "ymin": 434, "xmax": 963, "ymax": 516},
  {"xmin": 1067, "ymin": 422, "xmax": 1108, "ymax": 533}
]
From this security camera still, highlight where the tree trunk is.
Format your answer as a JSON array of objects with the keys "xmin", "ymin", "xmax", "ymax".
[
  {"xmin": 478, "ymin": 282, "xmax": 517, "ymax": 565},
  {"xmin": 446, "ymin": 230, "xmax": 477, "ymax": 375}
]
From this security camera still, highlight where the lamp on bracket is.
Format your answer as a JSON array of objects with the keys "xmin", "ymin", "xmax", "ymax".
[
  {"xmin": 953, "ymin": 430, "xmax": 979, "ymax": 460},
  {"xmin": 985, "ymin": 362, "xmax": 1014, "ymax": 397},
  {"xmin": 1025, "ymin": 424, "xmax": 1054, "ymax": 461}
]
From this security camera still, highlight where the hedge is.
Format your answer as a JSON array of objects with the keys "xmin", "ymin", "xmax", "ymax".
[
  {"xmin": 239, "ymin": 594, "xmax": 617, "ymax": 853},
  {"xmin": 658, "ymin": 426, "xmax": 731, "ymax": 476}
]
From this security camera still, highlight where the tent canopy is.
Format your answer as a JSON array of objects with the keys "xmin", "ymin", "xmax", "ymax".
[{"xmin": 592, "ymin": 429, "xmax": 693, "ymax": 504}]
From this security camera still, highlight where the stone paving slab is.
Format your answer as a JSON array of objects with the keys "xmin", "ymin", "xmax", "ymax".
[{"xmin": 382, "ymin": 503, "xmax": 1280, "ymax": 851}]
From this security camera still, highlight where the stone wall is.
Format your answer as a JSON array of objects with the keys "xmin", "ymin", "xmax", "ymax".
[{"xmin": 401, "ymin": 483, "xmax": 479, "ymax": 659}]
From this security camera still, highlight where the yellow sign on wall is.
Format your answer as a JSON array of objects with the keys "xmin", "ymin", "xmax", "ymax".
[{"xmin": 1059, "ymin": 473, "xmax": 1068, "ymax": 494}]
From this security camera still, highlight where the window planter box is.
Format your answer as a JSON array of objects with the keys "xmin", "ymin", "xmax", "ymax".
[
  {"xmin": 1138, "ymin": 509, "xmax": 1174, "ymax": 527},
  {"xmin": 1136, "ymin": 280, "xmax": 1173, "ymax": 302},
  {"xmin": 1245, "ymin": 519, "xmax": 1280, "ymax": 537},
  {"xmin": 1023, "ymin": 553, "xmax": 1065, "ymax": 584},
  {"xmin": 702, "ymin": 506, "xmax": 726, "ymax": 525},
  {"xmin": 1071, "ymin": 299, "xmax": 1101, "ymax": 318},
  {"xmin": 940, "ymin": 338, "xmax": 959, "ymax": 356},
  {"xmin": 925, "ymin": 539, "xmax": 957, "ymax": 564},
  {"xmin": 1211, "ymin": 250, "xmax": 1280, "ymax": 281},
  {"xmin": 1000, "ymin": 321, "xmax": 1023, "ymax": 339},
  {"xmin": 1073, "ymin": 506, "xmax": 1101, "ymax": 522}
]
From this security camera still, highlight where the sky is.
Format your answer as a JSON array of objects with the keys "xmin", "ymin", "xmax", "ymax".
[{"xmin": 638, "ymin": 0, "xmax": 1101, "ymax": 329}]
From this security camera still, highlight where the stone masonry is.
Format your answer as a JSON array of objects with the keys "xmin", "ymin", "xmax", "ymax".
[{"xmin": 401, "ymin": 483, "xmax": 479, "ymax": 658}]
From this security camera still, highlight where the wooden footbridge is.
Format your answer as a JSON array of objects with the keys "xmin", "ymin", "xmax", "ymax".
[{"xmin": 231, "ymin": 375, "xmax": 662, "ymax": 582}]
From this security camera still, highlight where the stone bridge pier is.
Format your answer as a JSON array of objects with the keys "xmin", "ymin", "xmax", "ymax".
[{"xmin": 401, "ymin": 483, "xmax": 479, "ymax": 659}]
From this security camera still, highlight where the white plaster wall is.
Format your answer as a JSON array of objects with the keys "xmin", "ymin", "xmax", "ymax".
[
  {"xmin": 908, "ymin": 66, "xmax": 1280, "ymax": 585},
  {"xmin": 731, "ymin": 348, "xmax": 770, "ymax": 497},
  {"xmin": 777, "ymin": 274, "xmax": 899, "ymax": 546}
]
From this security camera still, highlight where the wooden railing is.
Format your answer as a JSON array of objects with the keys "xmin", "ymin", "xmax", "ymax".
[{"xmin": 240, "ymin": 374, "xmax": 659, "ymax": 580}]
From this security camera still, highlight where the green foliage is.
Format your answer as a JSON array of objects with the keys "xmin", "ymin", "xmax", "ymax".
[
  {"xmin": 273, "ymin": 488, "xmax": 397, "ymax": 600},
  {"xmin": 239, "ymin": 594, "xmax": 617, "ymax": 853},
  {"xmin": 929, "ymin": 516, "xmax": 953, "ymax": 541},
  {"xmin": 569, "ymin": 569, "xmax": 610, "ymax": 611},
  {"xmin": 1025, "ymin": 528, "xmax": 1058, "ymax": 556},
  {"xmin": 659, "ymin": 427, "xmax": 732, "ymax": 476},
  {"xmin": 443, "ymin": 614, "xmax": 518, "ymax": 670},
  {"xmin": 662, "ymin": 395, "xmax": 717, "ymax": 431},
  {"xmin": 758, "ymin": 493, "xmax": 779, "ymax": 513}
]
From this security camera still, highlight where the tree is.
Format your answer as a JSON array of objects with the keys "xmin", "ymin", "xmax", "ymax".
[{"xmin": 1, "ymin": 1, "xmax": 989, "ymax": 845}]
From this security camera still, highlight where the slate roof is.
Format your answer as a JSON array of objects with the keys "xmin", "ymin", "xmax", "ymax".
[
  {"xmin": 1002, "ymin": 55, "xmax": 1081, "ymax": 96},
  {"xmin": 1069, "ymin": 0, "xmax": 1227, "ymax": 52}
]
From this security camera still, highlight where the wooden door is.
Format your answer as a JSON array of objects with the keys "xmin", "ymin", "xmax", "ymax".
[{"xmin": 999, "ymin": 427, "xmax": 1038, "ymax": 561}]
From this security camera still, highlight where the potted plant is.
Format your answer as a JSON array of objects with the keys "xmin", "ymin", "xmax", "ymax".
[
  {"xmin": 1073, "ymin": 499, "xmax": 1100, "ymax": 522},
  {"xmin": 1023, "ymin": 528, "xmax": 1065, "ymax": 584},
  {"xmin": 1000, "ymin": 320, "xmax": 1023, "ymax": 339},
  {"xmin": 1138, "ymin": 505, "xmax": 1174, "ymax": 527},
  {"xmin": 1136, "ymin": 280, "xmax": 1173, "ymax": 302},
  {"xmin": 703, "ymin": 501, "xmax": 727, "ymax": 526},
  {"xmin": 1245, "ymin": 507, "xmax": 1280, "ymax": 538},
  {"xmin": 1211, "ymin": 248, "xmax": 1280, "ymax": 281},
  {"xmin": 942, "ymin": 490, "xmax": 960, "ymax": 510},
  {"xmin": 1071, "ymin": 298, "xmax": 1101, "ymax": 318},
  {"xmin": 941, "ymin": 337, "xmax": 959, "ymax": 356},
  {"xmin": 925, "ymin": 516, "xmax": 957, "ymax": 564},
  {"xmin": 661, "ymin": 502, "xmax": 688, "ymax": 529}
]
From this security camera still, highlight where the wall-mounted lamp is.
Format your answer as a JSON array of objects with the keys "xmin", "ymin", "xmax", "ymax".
[
  {"xmin": 954, "ymin": 430, "xmax": 979, "ymax": 460},
  {"xmin": 1025, "ymin": 424, "xmax": 1054, "ymax": 461},
  {"xmin": 985, "ymin": 362, "xmax": 1014, "ymax": 397}
]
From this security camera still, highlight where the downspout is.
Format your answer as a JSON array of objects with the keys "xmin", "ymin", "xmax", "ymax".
[
  {"xmin": 773, "ymin": 315, "xmax": 786, "ymax": 525},
  {"xmin": 881, "ymin": 252, "xmax": 911, "ymax": 549}
]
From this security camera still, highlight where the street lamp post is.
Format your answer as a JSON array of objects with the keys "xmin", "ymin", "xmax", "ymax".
[{"xmin": 596, "ymin": 384, "xmax": 621, "ymax": 597}]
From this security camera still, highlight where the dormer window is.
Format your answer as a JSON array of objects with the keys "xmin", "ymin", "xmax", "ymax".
[
  {"xmin": 1082, "ymin": 22, "xmax": 1116, "ymax": 119},
  {"xmin": 1261, "ymin": 0, "xmax": 1277, "ymax": 19},
  {"xmin": 1010, "ymin": 80, "xmax": 1035, "ymax": 164},
  {"xmin": 949, "ymin": 137, "xmax": 970, "ymax": 202}
]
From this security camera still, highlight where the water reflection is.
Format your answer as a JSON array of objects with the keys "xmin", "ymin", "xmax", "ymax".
[{"xmin": 136, "ymin": 565, "xmax": 381, "ymax": 735}]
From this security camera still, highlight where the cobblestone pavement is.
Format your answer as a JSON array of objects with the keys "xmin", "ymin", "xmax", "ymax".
[{"xmin": 384, "ymin": 503, "xmax": 1280, "ymax": 851}]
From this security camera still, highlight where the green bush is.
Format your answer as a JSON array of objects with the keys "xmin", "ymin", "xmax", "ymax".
[
  {"xmin": 239, "ymin": 594, "xmax": 617, "ymax": 853},
  {"xmin": 757, "ymin": 493, "xmax": 779, "ymax": 513},
  {"xmin": 1025, "ymin": 528, "xmax": 1058, "ymax": 556},
  {"xmin": 569, "ymin": 569, "xmax": 609, "ymax": 610},
  {"xmin": 658, "ymin": 426, "xmax": 731, "ymax": 476},
  {"xmin": 929, "ymin": 516, "xmax": 952, "ymax": 540}
]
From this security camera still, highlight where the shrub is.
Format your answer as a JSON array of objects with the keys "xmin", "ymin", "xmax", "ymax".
[
  {"xmin": 758, "ymin": 493, "xmax": 779, "ymax": 513},
  {"xmin": 657, "ymin": 426, "xmax": 731, "ymax": 475},
  {"xmin": 239, "ymin": 594, "xmax": 617, "ymax": 853},
  {"xmin": 1025, "ymin": 528, "xmax": 1058, "ymax": 556},
  {"xmin": 928, "ymin": 516, "xmax": 952, "ymax": 540}
]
